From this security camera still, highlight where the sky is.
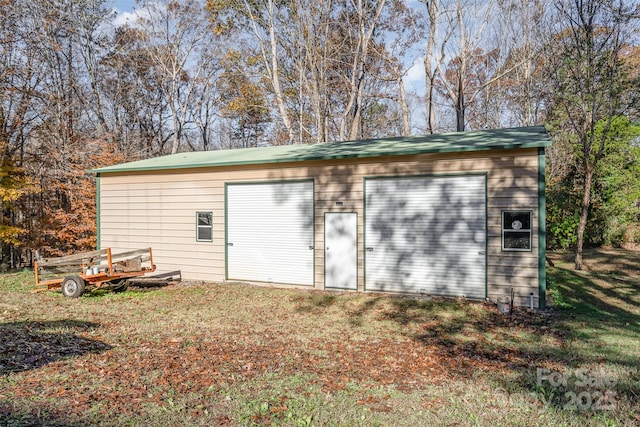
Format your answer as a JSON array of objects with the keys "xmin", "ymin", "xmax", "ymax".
[
  {"xmin": 112, "ymin": 0, "xmax": 135, "ymax": 12},
  {"xmin": 111, "ymin": 0, "xmax": 138, "ymax": 26}
]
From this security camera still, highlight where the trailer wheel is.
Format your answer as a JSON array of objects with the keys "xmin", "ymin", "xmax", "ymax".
[
  {"xmin": 61, "ymin": 276, "xmax": 85, "ymax": 298},
  {"xmin": 110, "ymin": 279, "xmax": 130, "ymax": 293}
]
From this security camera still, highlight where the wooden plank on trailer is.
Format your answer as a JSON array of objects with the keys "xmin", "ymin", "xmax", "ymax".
[
  {"xmin": 38, "ymin": 249, "xmax": 109, "ymax": 267},
  {"xmin": 111, "ymin": 248, "xmax": 152, "ymax": 260},
  {"xmin": 112, "ymin": 255, "xmax": 150, "ymax": 264},
  {"xmin": 38, "ymin": 266, "xmax": 84, "ymax": 276},
  {"xmin": 36, "ymin": 278, "xmax": 64, "ymax": 287},
  {"xmin": 138, "ymin": 270, "xmax": 181, "ymax": 280}
]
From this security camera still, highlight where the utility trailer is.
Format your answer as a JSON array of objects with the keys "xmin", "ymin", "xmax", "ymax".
[{"xmin": 34, "ymin": 247, "xmax": 156, "ymax": 297}]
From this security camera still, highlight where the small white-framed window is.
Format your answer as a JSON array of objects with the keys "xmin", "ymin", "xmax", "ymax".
[
  {"xmin": 502, "ymin": 210, "xmax": 532, "ymax": 251},
  {"xmin": 196, "ymin": 211, "xmax": 213, "ymax": 242}
]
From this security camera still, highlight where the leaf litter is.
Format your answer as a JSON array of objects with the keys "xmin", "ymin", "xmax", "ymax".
[{"xmin": 0, "ymin": 279, "xmax": 587, "ymax": 423}]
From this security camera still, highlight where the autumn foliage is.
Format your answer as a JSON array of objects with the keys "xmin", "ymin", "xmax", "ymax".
[
  {"xmin": 0, "ymin": 140, "xmax": 128, "ymax": 267},
  {"xmin": 34, "ymin": 144, "xmax": 127, "ymax": 257},
  {"xmin": 0, "ymin": 151, "xmax": 34, "ymax": 249}
]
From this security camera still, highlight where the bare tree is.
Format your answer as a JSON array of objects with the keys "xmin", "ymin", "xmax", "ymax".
[
  {"xmin": 189, "ymin": 50, "xmax": 222, "ymax": 151},
  {"xmin": 338, "ymin": 0, "xmax": 387, "ymax": 141},
  {"xmin": 420, "ymin": 0, "xmax": 455, "ymax": 134},
  {"xmin": 209, "ymin": 0, "xmax": 411, "ymax": 143},
  {"xmin": 208, "ymin": 0, "xmax": 296, "ymax": 144},
  {"xmin": 292, "ymin": 0, "xmax": 334, "ymax": 143},
  {"xmin": 370, "ymin": 0, "xmax": 424, "ymax": 136},
  {"xmin": 101, "ymin": 26, "xmax": 168, "ymax": 157},
  {"xmin": 0, "ymin": 1, "xmax": 42, "ymax": 162},
  {"xmin": 495, "ymin": 0, "xmax": 552, "ymax": 127},
  {"xmin": 134, "ymin": 0, "xmax": 216, "ymax": 154},
  {"xmin": 434, "ymin": 0, "xmax": 496, "ymax": 131},
  {"xmin": 75, "ymin": 0, "xmax": 117, "ymax": 141},
  {"xmin": 216, "ymin": 48, "xmax": 271, "ymax": 148}
]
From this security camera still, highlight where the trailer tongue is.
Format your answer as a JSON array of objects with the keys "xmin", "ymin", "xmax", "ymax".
[{"xmin": 34, "ymin": 247, "xmax": 156, "ymax": 297}]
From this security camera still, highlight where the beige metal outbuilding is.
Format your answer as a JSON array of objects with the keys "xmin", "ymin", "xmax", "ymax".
[{"xmin": 93, "ymin": 126, "xmax": 551, "ymax": 308}]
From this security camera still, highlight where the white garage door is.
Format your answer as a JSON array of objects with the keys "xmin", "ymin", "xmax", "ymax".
[
  {"xmin": 226, "ymin": 181, "xmax": 314, "ymax": 285},
  {"xmin": 365, "ymin": 175, "xmax": 486, "ymax": 299}
]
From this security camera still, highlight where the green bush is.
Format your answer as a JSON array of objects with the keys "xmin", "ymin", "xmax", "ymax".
[
  {"xmin": 603, "ymin": 216, "xmax": 628, "ymax": 247},
  {"xmin": 548, "ymin": 214, "xmax": 579, "ymax": 249},
  {"xmin": 624, "ymin": 223, "xmax": 640, "ymax": 244}
]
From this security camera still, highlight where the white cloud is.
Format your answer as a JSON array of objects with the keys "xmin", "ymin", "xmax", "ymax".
[
  {"xmin": 403, "ymin": 56, "xmax": 426, "ymax": 95},
  {"xmin": 113, "ymin": 10, "xmax": 139, "ymax": 27},
  {"xmin": 112, "ymin": 2, "xmax": 166, "ymax": 28}
]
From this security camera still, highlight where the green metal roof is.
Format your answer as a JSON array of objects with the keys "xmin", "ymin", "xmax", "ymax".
[{"xmin": 92, "ymin": 126, "xmax": 551, "ymax": 174}]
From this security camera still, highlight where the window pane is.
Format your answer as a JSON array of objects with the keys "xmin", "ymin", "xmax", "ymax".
[
  {"xmin": 198, "ymin": 212, "xmax": 212, "ymax": 226},
  {"xmin": 197, "ymin": 226, "xmax": 212, "ymax": 241},
  {"xmin": 504, "ymin": 231, "xmax": 531, "ymax": 250},
  {"xmin": 196, "ymin": 212, "xmax": 213, "ymax": 241},
  {"xmin": 503, "ymin": 211, "xmax": 531, "ymax": 230}
]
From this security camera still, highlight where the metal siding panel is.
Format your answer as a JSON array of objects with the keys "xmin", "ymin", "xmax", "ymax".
[
  {"xmin": 365, "ymin": 175, "xmax": 486, "ymax": 298},
  {"xmin": 99, "ymin": 175, "xmax": 223, "ymax": 282},
  {"xmin": 227, "ymin": 181, "xmax": 314, "ymax": 285}
]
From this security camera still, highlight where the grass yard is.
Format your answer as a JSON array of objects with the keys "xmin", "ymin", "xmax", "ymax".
[{"xmin": 1, "ymin": 248, "xmax": 638, "ymax": 426}]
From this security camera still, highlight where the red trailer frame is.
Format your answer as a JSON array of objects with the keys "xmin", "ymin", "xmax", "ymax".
[{"xmin": 34, "ymin": 247, "xmax": 156, "ymax": 297}]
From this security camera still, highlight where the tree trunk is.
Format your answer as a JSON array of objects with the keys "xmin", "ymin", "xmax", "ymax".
[
  {"xmin": 340, "ymin": 0, "xmax": 385, "ymax": 141},
  {"xmin": 267, "ymin": 0, "xmax": 295, "ymax": 144},
  {"xmin": 574, "ymin": 165, "xmax": 594, "ymax": 270},
  {"xmin": 170, "ymin": 106, "xmax": 181, "ymax": 154},
  {"xmin": 348, "ymin": 65, "xmax": 367, "ymax": 140},
  {"xmin": 456, "ymin": 71, "xmax": 465, "ymax": 131},
  {"xmin": 425, "ymin": 71, "xmax": 436, "ymax": 134},
  {"xmin": 398, "ymin": 76, "xmax": 411, "ymax": 136},
  {"xmin": 423, "ymin": 0, "xmax": 438, "ymax": 134}
]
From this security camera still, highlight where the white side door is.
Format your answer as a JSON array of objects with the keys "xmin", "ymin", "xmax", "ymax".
[{"xmin": 325, "ymin": 212, "xmax": 358, "ymax": 290}]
